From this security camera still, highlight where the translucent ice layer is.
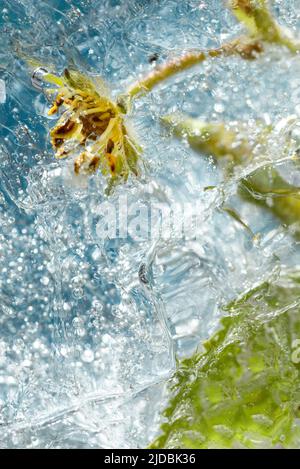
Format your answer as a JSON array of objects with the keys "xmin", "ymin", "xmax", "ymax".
[{"xmin": 1, "ymin": 0, "xmax": 300, "ymax": 448}]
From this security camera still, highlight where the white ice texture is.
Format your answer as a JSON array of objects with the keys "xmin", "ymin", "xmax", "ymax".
[{"xmin": 1, "ymin": 0, "xmax": 300, "ymax": 448}]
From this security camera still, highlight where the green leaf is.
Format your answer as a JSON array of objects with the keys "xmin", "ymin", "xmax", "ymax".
[{"xmin": 150, "ymin": 270, "xmax": 300, "ymax": 449}]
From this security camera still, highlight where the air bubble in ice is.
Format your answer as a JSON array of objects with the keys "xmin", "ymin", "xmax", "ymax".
[{"xmin": 81, "ymin": 349, "xmax": 95, "ymax": 363}]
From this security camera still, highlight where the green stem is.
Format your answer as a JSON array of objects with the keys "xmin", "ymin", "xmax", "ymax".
[
  {"xmin": 230, "ymin": 0, "xmax": 300, "ymax": 53},
  {"xmin": 126, "ymin": 1, "xmax": 299, "ymax": 100},
  {"xmin": 163, "ymin": 114, "xmax": 300, "ymax": 233},
  {"xmin": 127, "ymin": 38, "xmax": 263, "ymax": 99}
]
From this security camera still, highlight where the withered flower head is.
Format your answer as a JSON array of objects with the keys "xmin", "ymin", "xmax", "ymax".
[{"xmin": 45, "ymin": 69, "xmax": 141, "ymax": 191}]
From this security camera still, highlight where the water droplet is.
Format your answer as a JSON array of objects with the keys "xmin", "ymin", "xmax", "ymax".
[
  {"xmin": 40, "ymin": 276, "xmax": 50, "ymax": 286},
  {"xmin": 214, "ymin": 103, "xmax": 224, "ymax": 113}
]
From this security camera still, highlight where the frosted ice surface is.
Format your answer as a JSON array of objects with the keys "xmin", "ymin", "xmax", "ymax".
[{"xmin": 1, "ymin": 0, "xmax": 300, "ymax": 448}]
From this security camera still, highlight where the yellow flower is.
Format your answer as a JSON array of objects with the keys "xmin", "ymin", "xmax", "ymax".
[{"xmin": 45, "ymin": 69, "xmax": 141, "ymax": 191}]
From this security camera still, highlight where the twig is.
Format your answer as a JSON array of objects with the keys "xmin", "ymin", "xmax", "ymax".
[{"xmin": 127, "ymin": 37, "xmax": 263, "ymax": 98}]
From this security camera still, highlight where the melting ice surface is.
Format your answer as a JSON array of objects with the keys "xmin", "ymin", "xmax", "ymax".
[{"xmin": 1, "ymin": 0, "xmax": 300, "ymax": 448}]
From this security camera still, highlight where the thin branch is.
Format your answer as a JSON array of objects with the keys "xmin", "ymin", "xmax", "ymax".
[{"xmin": 127, "ymin": 37, "xmax": 263, "ymax": 99}]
